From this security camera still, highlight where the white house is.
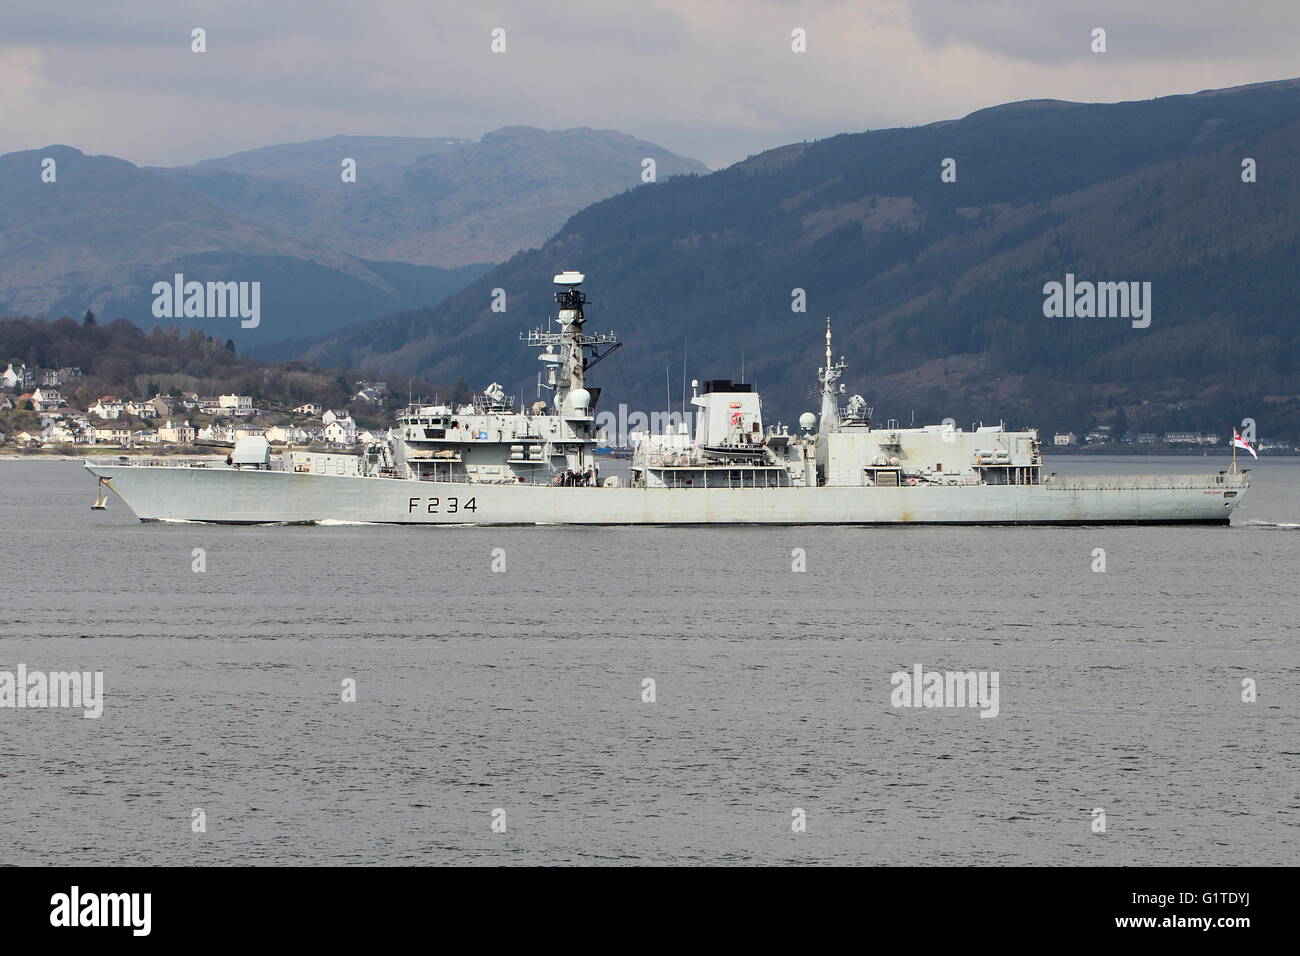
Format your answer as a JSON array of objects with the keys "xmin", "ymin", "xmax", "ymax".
[
  {"xmin": 219, "ymin": 394, "xmax": 255, "ymax": 416},
  {"xmin": 41, "ymin": 420, "xmax": 78, "ymax": 444},
  {"xmin": 233, "ymin": 423, "xmax": 265, "ymax": 440},
  {"xmin": 2, "ymin": 363, "xmax": 33, "ymax": 390},
  {"xmin": 90, "ymin": 397, "xmax": 125, "ymax": 419},
  {"xmin": 158, "ymin": 420, "xmax": 196, "ymax": 445},
  {"xmin": 93, "ymin": 425, "xmax": 132, "ymax": 443},
  {"xmin": 1053, "ymin": 433, "xmax": 1076, "ymax": 446},
  {"xmin": 30, "ymin": 387, "xmax": 66, "ymax": 412},
  {"xmin": 198, "ymin": 423, "xmax": 234, "ymax": 443},
  {"xmin": 293, "ymin": 402, "xmax": 322, "ymax": 416},
  {"xmin": 322, "ymin": 409, "xmax": 357, "ymax": 445},
  {"xmin": 264, "ymin": 424, "xmax": 307, "ymax": 444}
]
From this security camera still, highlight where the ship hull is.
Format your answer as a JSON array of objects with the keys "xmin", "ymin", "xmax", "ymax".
[{"xmin": 84, "ymin": 463, "xmax": 1246, "ymax": 525}]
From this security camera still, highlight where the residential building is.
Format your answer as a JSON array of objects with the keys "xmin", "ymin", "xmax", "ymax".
[
  {"xmin": 90, "ymin": 397, "xmax": 125, "ymax": 419},
  {"xmin": 322, "ymin": 409, "xmax": 357, "ymax": 445},
  {"xmin": 2, "ymin": 363, "xmax": 33, "ymax": 390},
  {"xmin": 93, "ymin": 425, "xmax": 133, "ymax": 443},
  {"xmin": 41, "ymin": 420, "xmax": 78, "ymax": 444},
  {"xmin": 1053, "ymin": 433, "xmax": 1076, "ymax": 446},
  {"xmin": 148, "ymin": 396, "xmax": 177, "ymax": 418},
  {"xmin": 219, "ymin": 394, "xmax": 255, "ymax": 416},
  {"xmin": 198, "ymin": 423, "xmax": 234, "ymax": 443},
  {"xmin": 293, "ymin": 402, "xmax": 322, "ymax": 416},
  {"xmin": 158, "ymin": 420, "xmax": 196, "ymax": 445},
  {"xmin": 30, "ymin": 388, "xmax": 66, "ymax": 412},
  {"xmin": 264, "ymin": 424, "xmax": 307, "ymax": 444}
]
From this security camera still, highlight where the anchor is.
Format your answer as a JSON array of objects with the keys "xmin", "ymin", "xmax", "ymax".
[{"xmin": 91, "ymin": 477, "xmax": 109, "ymax": 511}]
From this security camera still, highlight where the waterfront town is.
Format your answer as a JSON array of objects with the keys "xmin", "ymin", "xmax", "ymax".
[{"xmin": 1, "ymin": 360, "xmax": 389, "ymax": 452}]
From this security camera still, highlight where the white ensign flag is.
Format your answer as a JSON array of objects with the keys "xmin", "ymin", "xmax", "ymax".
[{"xmin": 1233, "ymin": 429, "xmax": 1258, "ymax": 459}]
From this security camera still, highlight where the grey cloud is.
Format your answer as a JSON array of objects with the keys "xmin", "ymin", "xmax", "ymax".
[
  {"xmin": 909, "ymin": 0, "xmax": 1300, "ymax": 62},
  {"xmin": 1, "ymin": 0, "xmax": 1297, "ymax": 170}
]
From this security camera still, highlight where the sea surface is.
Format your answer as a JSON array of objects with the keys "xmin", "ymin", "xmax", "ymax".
[{"xmin": 0, "ymin": 455, "xmax": 1296, "ymax": 865}]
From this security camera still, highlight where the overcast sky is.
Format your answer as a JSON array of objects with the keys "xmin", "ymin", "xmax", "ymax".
[{"xmin": 2, "ymin": 0, "xmax": 1298, "ymax": 169}]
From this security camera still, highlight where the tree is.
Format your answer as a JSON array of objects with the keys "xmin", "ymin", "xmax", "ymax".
[
  {"xmin": 1113, "ymin": 406, "xmax": 1128, "ymax": 438},
  {"xmin": 224, "ymin": 339, "xmax": 236, "ymax": 354},
  {"xmin": 83, "ymin": 309, "xmax": 96, "ymax": 326}
]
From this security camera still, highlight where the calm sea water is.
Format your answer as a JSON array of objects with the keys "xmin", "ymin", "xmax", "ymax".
[{"xmin": 0, "ymin": 455, "xmax": 1296, "ymax": 865}]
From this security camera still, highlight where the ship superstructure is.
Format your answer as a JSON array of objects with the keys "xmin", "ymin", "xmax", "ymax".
[
  {"xmin": 384, "ymin": 271, "xmax": 620, "ymax": 488},
  {"xmin": 84, "ymin": 270, "xmax": 1251, "ymax": 525}
]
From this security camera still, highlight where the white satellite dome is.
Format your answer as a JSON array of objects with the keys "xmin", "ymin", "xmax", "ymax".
[
  {"xmin": 570, "ymin": 388, "xmax": 592, "ymax": 410},
  {"xmin": 799, "ymin": 412, "xmax": 817, "ymax": 431},
  {"xmin": 553, "ymin": 271, "xmax": 585, "ymax": 285}
]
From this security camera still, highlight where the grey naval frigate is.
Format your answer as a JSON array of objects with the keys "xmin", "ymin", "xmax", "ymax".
[{"xmin": 84, "ymin": 270, "xmax": 1250, "ymax": 525}]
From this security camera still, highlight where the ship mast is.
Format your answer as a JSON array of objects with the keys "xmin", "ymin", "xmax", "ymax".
[
  {"xmin": 817, "ymin": 317, "xmax": 847, "ymax": 434},
  {"xmin": 520, "ymin": 271, "xmax": 621, "ymax": 418}
]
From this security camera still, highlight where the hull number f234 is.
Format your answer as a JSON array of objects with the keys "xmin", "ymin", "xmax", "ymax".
[{"xmin": 408, "ymin": 496, "xmax": 477, "ymax": 514}]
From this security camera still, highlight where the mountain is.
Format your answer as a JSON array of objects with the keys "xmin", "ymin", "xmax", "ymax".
[
  {"xmin": 302, "ymin": 79, "xmax": 1300, "ymax": 441},
  {"xmin": 0, "ymin": 145, "xmax": 490, "ymax": 350},
  {"xmin": 190, "ymin": 134, "xmax": 472, "ymax": 185},
  {"xmin": 0, "ymin": 128, "xmax": 707, "ymax": 355},
  {"xmin": 154, "ymin": 127, "xmax": 710, "ymax": 267}
]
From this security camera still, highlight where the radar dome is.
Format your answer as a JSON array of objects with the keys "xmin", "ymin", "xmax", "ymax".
[
  {"xmin": 570, "ymin": 388, "xmax": 592, "ymax": 410},
  {"xmin": 799, "ymin": 412, "xmax": 817, "ymax": 431}
]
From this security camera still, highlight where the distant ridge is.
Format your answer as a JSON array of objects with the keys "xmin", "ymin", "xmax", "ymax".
[{"xmin": 0, "ymin": 127, "xmax": 708, "ymax": 353}]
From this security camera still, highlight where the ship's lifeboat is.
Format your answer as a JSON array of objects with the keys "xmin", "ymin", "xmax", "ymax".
[{"xmin": 700, "ymin": 444, "xmax": 767, "ymax": 462}]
